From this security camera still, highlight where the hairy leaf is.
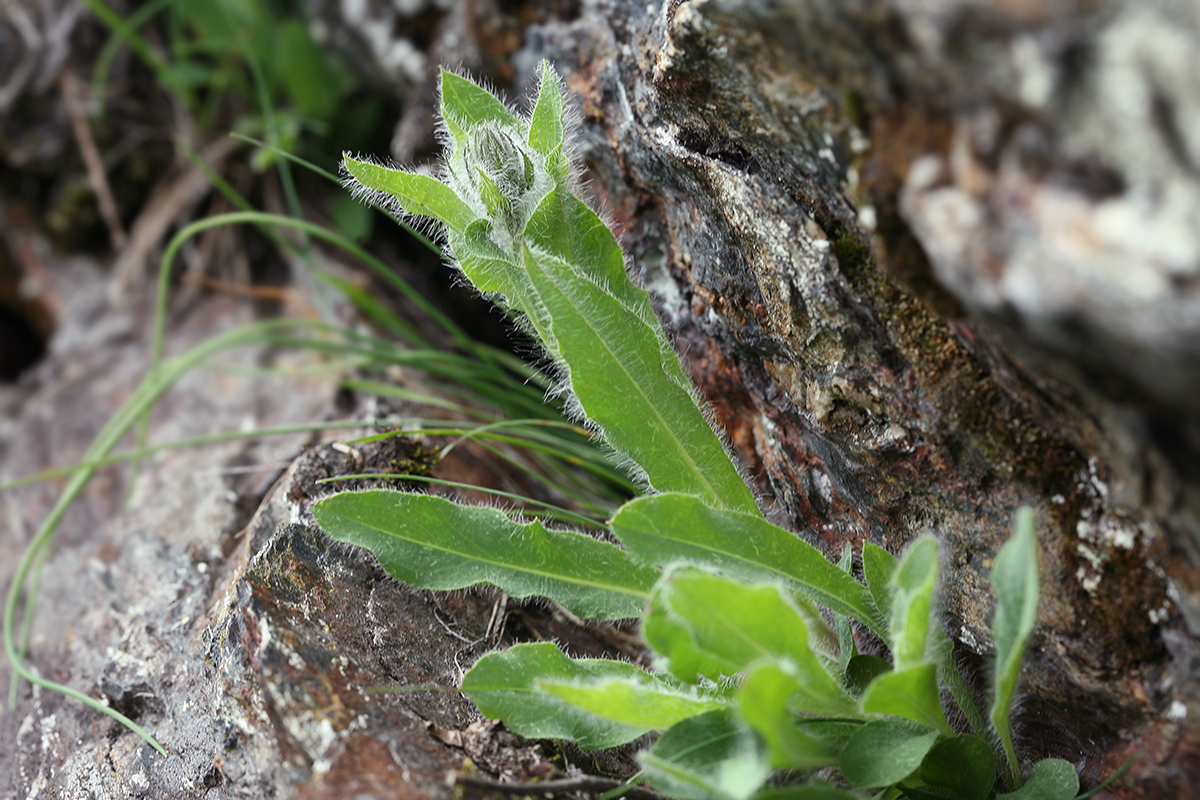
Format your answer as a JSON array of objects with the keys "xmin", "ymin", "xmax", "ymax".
[
  {"xmin": 537, "ymin": 675, "xmax": 727, "ymax": 730},
  {"xmin": 612, "ymin": 493, "xmax": 884, "ymax": 635},
  {"xmin": 313, "ymin": 491, "xmax": 655, "ymax": 620},
  {"xmin": 751, "ymin": 784, "xmax": 862, "ymax": 800},
  {"xmin": 639, "ymin": 710, "xmax": 770, "ymax": 800},
  {"xmin": 919, "ymin": 734, "xmax": 997, "ymax": 800},
  {"xmin": 997, "ymin": 758, "xmax": 1078, "ymax": 800},
  {"xmin": 646, "ymin": 569, "xmax": 850, "ymax": 716},
  {"xmin": 888, "ymin": 535, "xmax": 939, "ymax": 670},
  {"xmin": 739, "ymin": 659, "xmax": 860, "ymax": 769},
  {"xmin": 527, "ymin": 60, "xmax": 568, "ymax": 180},
  {"xmin": 462, "ymin": 642, "xmax": 653, "ymax": 749},
  {"xmin": 522, "ymin": 244, "xmax": 757, "ymax": 511},
  {"xmin": 439, "ymin": 68, "xmax": 517, "ymax": 143},
  {"xmin": 860, "ymin": 663, "xmax": 952, "ymax": 735},
  {"xmin": 991, "ymin": 508, "xmax": 1040, "ymax": 784},
  {"xmin": 342, "ymin": 156, "xmax": 475, "ymax": 233},
  {"xmin": 862, "ymin": 541, "xmax": 897, "ymax": 620},
  {"xmin": 839, "ymin": 718, "xmax": 940, "ymax": 789}
]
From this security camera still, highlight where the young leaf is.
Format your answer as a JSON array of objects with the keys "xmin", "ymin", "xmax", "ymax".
[
  {"xmin": 918, "ymin": 734, "xmax": 997, "ymax": 800},
  {"xmin": 645, "ymin": 569, "xmax": 851, "ymax": 716},
  {"xmin": 888, "ymin": 535, "xmax": 939, "ymax": 670},
  {"xmin": 461, "ymin": 642, "xmax": 654, "ymax": 749},
  {"xmin": 834, "ymin": 543, "xmax": 857, "ymax": 677},
  {"xmin": 996, "ymin": 758, "xmax": 1078, "ymax": 800},
  {"xmin": 537, "ymin": 675, "xmax": 727, "ymax": 731},
  {"xmin": 342, "ymin": 155, "xmax": 475, "ymax": 233},
  {"xmin": 990, "ymin": 508, "xmax": 1040, "ymax": 785},
  {"xmin": 527, "ymin": 60, "xmax": 568, "ymax": 180},
  {"xmin": 439, "ymin": 68, "xmax": 517, "ymax": 134},
  {"xmin": 612, "ymin": 493, "xmax": 885, "ymax": 636},
  {"xmin": 838, "ymin": 718, "xmax": 940, "ymax": 789},
  {"xmin": 862, "ymin": 541, "xmax": 897, "ymax": 620},
  {"xmin": 739, "ymin": 659, "xmax": 860, "ymax": 769},
  {"xmin": 312, "ymin": 491, "xmax": 656, "ymax": 620},
  {"xmin": 860, "ymin": 663, "xmax": 953, "ymax": 736},
  {"xmin": 844, "ymin": 655, "xmax": 891, "ymax": 697},
  {"xmin": 751, "ymin": 783, "xmax": 862, "ymax": 800},
  {"xmin": 524, "ymin": 186, "xmax": 656, "ymax": 323},
  {"xmin": 640, "ymin": 710, "xmax": 771, "ymax": 800},
  {"xmin": 521, "ymin": 244, "xmax": 758, "ymax": 512}
]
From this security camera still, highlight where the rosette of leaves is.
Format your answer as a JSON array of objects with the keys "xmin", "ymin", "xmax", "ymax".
[{"xmin": 321, "ymin": 63, "xmax": 1090, "ymax": 800}]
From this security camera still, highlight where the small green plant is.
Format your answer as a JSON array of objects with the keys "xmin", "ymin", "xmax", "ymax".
[{"xmin": 319, "ymin": 64, "xmax": 1095, "ymax": 799}]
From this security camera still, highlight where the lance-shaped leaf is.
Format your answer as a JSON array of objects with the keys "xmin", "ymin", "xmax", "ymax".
[
  {"xmin": 527, "ymin": 60, "xmax": 568, "ymax": 181},
  {"xmin": 537, "ymin": 675, "xmax": 727, "ymax": 731},
  {"xmin": 862, "ymin": 541, "xmax": 897, "ymax": 620},
  {"xmin": 752, "ymin": 784, "xmax": 861, "ymax": 800},
  {"xmin": 612, "ymin": 493, "xmax": 885, "ymax": 636},
  {"xmin": 833, "ymin": 544, "xmax": 857, "ymax": 678},
  {"xmin": 461, "ymin": 642, "xmax": 654, "ymax": 749},
  {"xmin": 838, "ymin": 718, "xmax": 940, "ymax": 789},
  {"xmin": 990, "ymin": 507, "xmax": 1040, "ymax": 785},
  {"xmin": 521, "ymin": 244, "xmax": 758, "ymax": 512},
  {"xmin": 342, "ymin": 156, "xmax": 475, "ymax": 233},
  {"xmin": 918, "ymin": 734, "xmax": 997, "ymax": 800},
  {"xmin": 312, "ymin": 491, "xmax": 656, "ymax": 620},
  {"xmin": 739, "ymin": 659, "xmax": 859, "ymax": 769},
  {"xmin": 860, "ymin": 663, "xmax": 952, "ymax": 735},
  {"xmin": 439, "ymin": 68, "xmax": 518, "ymax": 147},
  {"xmin": 996, "ymin": 758, "xmax": 1078, "ymax": 800},
  {"xmin": 888, "ymin": 535, "xmax": 939, "ymax": 670},
  {"xmin": 524, "ymin": 186, "xmax": 657, "ymax": 323},
  {"xmin": 639, "ymin": 710, "xmax": 771, "ymax": 800},
  {"xmin": 645, "ymin": 570, "xmax": 846, "ymax": 713}
]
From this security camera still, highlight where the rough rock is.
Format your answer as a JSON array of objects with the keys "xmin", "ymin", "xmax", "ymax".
[{"xmin": 478, "ymin": 0, "xmax": 1198, "ymax": 794}]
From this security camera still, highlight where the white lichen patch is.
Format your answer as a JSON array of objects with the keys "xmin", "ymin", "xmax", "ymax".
[{"xmin": 1168, "ymin": 700, "xmax": 1188, "ymax": 721}]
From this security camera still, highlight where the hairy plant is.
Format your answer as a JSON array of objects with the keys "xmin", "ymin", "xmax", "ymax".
[{"xmin": 322, "ymin": 63, "xmax": 1108, "ymax": 799}]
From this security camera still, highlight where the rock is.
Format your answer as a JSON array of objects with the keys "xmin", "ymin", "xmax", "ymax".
[{"xmin": 478, "ymin": 0, "xmax": 1196, "ymax": 794}]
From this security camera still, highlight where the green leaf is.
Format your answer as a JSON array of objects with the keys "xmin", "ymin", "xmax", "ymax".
[
  {"xmin": 461, "ymin": 642, "xmax": 654, "ymax": 749},
  {"xmin": 996, "ymin": 759, "xmax": 1078, "ymax": 800},
  {"xmin": 612, "ymin": 494, "xmax": 884, "ymax": 636},
  {"xmin": 342, "ymin": 155, "xmax": 475, "ymax": 233},
  {"xmin": 738, "ymin": 659, "xmax": 858, "ymax": 769},
  {"xmin": 647, "ymin": 569, "xmax": 852, "ymax": 714},
  {"xmin": 839, "ymin": 719, "xmax": 940, "ymax": 789},
  {"xmin": 639, "ymin": 709, "xmax": 771, "ymax": 800},
  {"xmin": 439, "ymin": 69, "xmax": 517, "ymax": 138},
  {"xmin": 537, "ymin": 675, "xmax": 727, "ymax": 731},
  {"xmin": 845, "ymin": 655, "xmax": 891, "ymax": 697},
  {"xmin": 521, "ymin": 244, "xmax": 758, "ymax": 512},
  {"xmin": 834, "ymin": 543, "xmax": 857, "ymax": 677},
  {"xmin": 524, "ymin": 187, "xmax": 656, "ymax": 323},
  {"xmin": 888, "ymin": 536, "xmax": 939, "ymax": 670},
  {"xmin": 990, "ymin": 508, "xmax": 1040, "ymax": 784},
  {"xmin": 527, "ymin": 60, "xmax": 567, "ymax": 180},
  {"xmin": 862, "ymin": 542, "xmax": 897, "ymax": 620},
  {"xmin": 312, "ymin": 491, "xmax": 656, "ymax": 620},
  {"xmin": 860, "ymin": 664, "xmax": 952, "ymax": 735},
  {"xmin": 752, "ymin": 783, "xmax": 861, "ymax": 800},
  {"xmin": 918, "ymin": 734, "xmax": 997, "ymax": 800}
]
